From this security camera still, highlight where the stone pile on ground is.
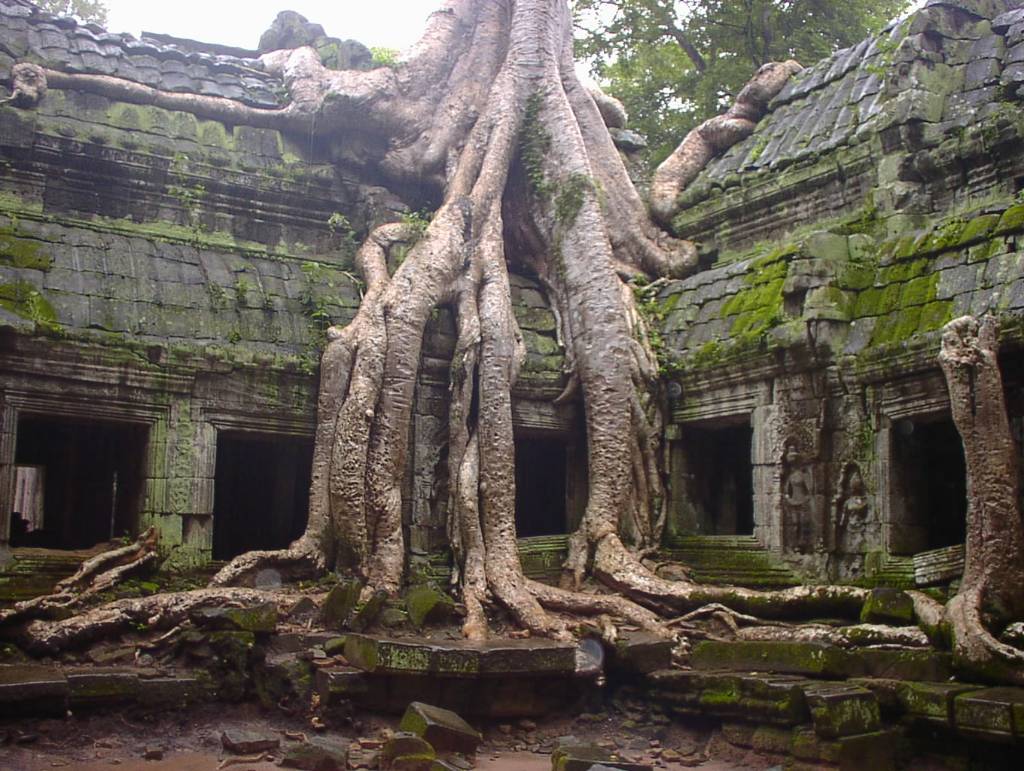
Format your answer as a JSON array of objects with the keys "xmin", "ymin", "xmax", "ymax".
[{"xmin": 378, "ymin": 701, "xmax": 482, "ymax": 769}]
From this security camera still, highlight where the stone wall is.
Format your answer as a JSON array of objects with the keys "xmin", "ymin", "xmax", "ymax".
[
  {"xmin": 0, "ymin": 0, "xmax": 572, "ymax": 568},
  {"xmin": 659, "ymin": 0, "xmax": 1024, "ymax": 582}
]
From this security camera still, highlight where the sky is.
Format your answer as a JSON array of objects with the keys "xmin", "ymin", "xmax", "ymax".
[{"xmin": 102, "ymin": 1, "xmax": 436, "ymax": 52}]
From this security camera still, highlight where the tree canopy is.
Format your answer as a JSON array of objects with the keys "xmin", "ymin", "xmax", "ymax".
[
  {"xmin": 36, "ymin": 1, "xmax": 107, "ymax": 26},
  {"xmin": 574, "ymin": 0, "xmax": 907, "ymax": 164}
]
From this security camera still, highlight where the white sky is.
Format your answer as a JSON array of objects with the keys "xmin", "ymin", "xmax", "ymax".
[{"xmin": 103, "ymin": 1, "xmax": 436, "ymax": 51}]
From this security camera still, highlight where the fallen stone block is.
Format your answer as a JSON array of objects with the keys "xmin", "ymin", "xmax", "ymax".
[
  {"xmin": 280, "ymin": 737, "xmax": 349, "ymax": 770},
  {"xmin": 0, "ymin": 664, "xmax": 68, "ymax": 717},
  {"xmin": 608, "ymin": 632, "xmax": 673, "ymax": 674},
  {"xmin": 380, "ymin": 732, "xmax": 435, "ymax": 770},
  {"xmin": 405, "ymin": 585, "xmax": 456, "ymax": 628},
  {"xmin": 551, "ymin": 737, "xmax": 652, "ymax": 771},
  {"xmin": 860, "ymin": 588, "xmax": 915, "ymax": 625},
  {"xmin": 399, "ymin": 701, "xmax": 482, "ymax": 755},
  {"xmin": 221, "ymin": 728, "xmax": 281, "ymax": 754},
  {"xmin": 321, "ymin": 579, "xmax": 362, "ymax": 629}
]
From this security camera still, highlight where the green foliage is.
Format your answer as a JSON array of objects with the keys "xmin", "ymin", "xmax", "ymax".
[
  {"xmin": 371, "ymin": 47, "xmax": 400, "ymax": 68},
  {"xmin": 36, "ymin": 0, "xmax": 107, "ymax": 25},
  {"xmin": 400, "ymin": 209, "xmax": 432, "ymax": 241},
  {"xmin": 520, "ymin": 91, "xmax": 554, "ymax": 199},
  {"xmin": 327, "ymin": 211, "xmax": 352, "ymax": 235},
  {"xmin": 573, "ymin": 0, "xmax": 905, "ymax": 165},
  {"xmin": 0, "ymin": 280, "xmax": 60, "ymax": 333}
]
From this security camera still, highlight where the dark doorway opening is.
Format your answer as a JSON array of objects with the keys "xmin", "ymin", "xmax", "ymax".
[
  {"xmin": 515, "ymin": 436, "xmax": 568, "ymax": 537},
  {"xmin": 11, "ymin": 416, "xmax": 148, "ymax": 549},
  {"xmin": 890, "ymin": 416, "xmax": 967, "ymax": 554},
  {"xmin": 678, "ymin": 423, "xmax": 754, "ymax": 535},
  {"xmin": 212, "ymin": 433, "xmax": 313, "ymax": 560}
]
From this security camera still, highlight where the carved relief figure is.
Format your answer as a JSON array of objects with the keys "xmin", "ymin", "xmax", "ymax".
[
  {"xmin": 782, "ymin": 439, "xmax": 816, "ymax": 553},
  {"xmin": 834, "ymin": 462, "xmax": 870, "ymax": 554}
]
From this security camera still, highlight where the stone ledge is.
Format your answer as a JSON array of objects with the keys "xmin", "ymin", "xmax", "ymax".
[{"xmin": 341, "ymin": 633, "xmax": 579, "ymax": 679}]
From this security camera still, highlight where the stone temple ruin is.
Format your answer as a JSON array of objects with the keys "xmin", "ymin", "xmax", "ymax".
[{"xmin": 3, "ymin": 0, "xmax": 1024, "ymax": 768}]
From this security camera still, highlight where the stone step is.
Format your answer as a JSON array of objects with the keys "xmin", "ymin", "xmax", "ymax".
[
  {"xmin": 913, "ymin": 543, "xmax": 965, "ymax": 586},
  {"xmin": 0, "ymin": 664, "xmax": 211, "ymax": 717},
  {"xmin": 857, "ymin": 678, "xmax": 1024, "ymax": 742},
  {"xmin": 688, "ymin": 640, "xmax": 953, "ymax": 682},
  {"xmin": 659, "ymin": 536, "xmax": 801, "ymax": 589}
]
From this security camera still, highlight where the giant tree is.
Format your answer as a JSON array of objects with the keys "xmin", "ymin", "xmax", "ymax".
[{"xmin": 3, "ymin": 0, "xmax": 1024, "ymax": 685}]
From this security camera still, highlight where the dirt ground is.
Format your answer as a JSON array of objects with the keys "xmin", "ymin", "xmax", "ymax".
[{"xmin": 0, "ymin": 701, "xmax": 779, "ymax": 771}]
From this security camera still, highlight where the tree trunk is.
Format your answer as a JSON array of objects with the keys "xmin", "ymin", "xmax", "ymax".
[{"xmin": 939, "ymin": 315, "xmax": 1024, "ymax": 681}]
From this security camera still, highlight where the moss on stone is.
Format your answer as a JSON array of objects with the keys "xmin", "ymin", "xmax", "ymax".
[
  {"xmin": 995, "ymin": 203, "xmax": 1024, "ymax": 235},
  {"xmin": 0, "ymin": 281, "xmax": 60, "ymax": 332},
  {"xmin": 0, "ymin": 229, "xmax": 52, "ymax": 270}
]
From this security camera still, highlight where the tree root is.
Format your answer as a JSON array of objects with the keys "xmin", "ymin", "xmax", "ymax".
[
  {"xmin": 11, "ymin": 588, "xmax": 275, "ymax": 656},
  {"xmin": 0, "ymin": 528, "xmax": 160, "ymax": 626},
  {"xmin": 650, "ymin": 59, "xmax": 803, "ymax": 225}
]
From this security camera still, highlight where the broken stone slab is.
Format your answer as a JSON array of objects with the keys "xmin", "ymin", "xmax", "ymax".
[
  {"xmin": 689, "ymin": 640, "xmax": 850, "ymax": 679},
  {"xmin": 66, "ymin": 669, "xmax": 140, "ymax": 709},
  {"xmin": 280, "ymin": 736, "xmax": 349, "ymax": 770},
  {"xmin": 188, "ymin": 601, "xmax": 278, "ymax": 633},
  {"xmin": 342, "ymin": 634, "xmax": 577, "ymax": 678},
  {"xmin": 0, "ymin": 664, "xmax": 68, "ymax": 717},
  {"xmin": 380, "ymin": 732, "xmax": 435, "ymax": 770},
  {"xmin": 321, "ymin": 579, "xmax": 362, "ymax": 629},
  {"xmin": 800, "ymin": 682, "xmax": 881, "ymax": 738},
  {"xmin": 221, "ymin": 728, "xmax": 281, "ymax": 754},
  {"xmin": 349, "ymin": 590, "xmax": 388, "ymax": 632},
  {"xmin": 399, "ymin": 702, "xmax": 482, "ymax": 755},
  {"xmin": 550, "ymin": 737, "xmax": 652, "ymax": 771}
]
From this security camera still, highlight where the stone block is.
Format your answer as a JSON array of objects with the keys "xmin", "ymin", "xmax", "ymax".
[
  {"xmin": 690, "ymin": 640, "xmax": 850, "ymax": 678},
  {"xmin": 551, "ymin": 737, "xmax": 652, "ymax": 771},
  {"xmin": 281, "ymin": 737, "xmax": 349, "ymax": 770},
  {"xmin": 852, "ymin": 649, "xmax": 953, "ymax": 682},
  {"xmin": 860, "ymin": 587, "xmax": 915, "ymax": 625},
  {"xmin": 802, "ymin": 682, "xmax": 880, "ymax": 738},
  {"xmin": 608, "ymin": 632, "xmax": 673, "ymax": 674},
  {"xmin": 897, "ymin": 681, "xmax": 981, "ymax": 724},
  {"xmin": 321, "ymin": 579, "xmax": 362, "ymax": 629},
  {"xmin": 404, "ymin": 585, "xmax": 456, "ymax": 628},
  {"xmin": 954, "ymin": 687, "xmax": 1024, "ymax": 738},
  {"xmin": 399, "ymin": 702, "xmax": 482, "ymax": 755},
  {"xmin": 221, "ymin": 729, "xmax": 280, "ymax": 754},
  {"xmin": 136, "ymin": 675, "xmax": 209, "ymax": 708},
  {"xmin": 315, "ymin": 666, "xmax": 368, "ymax": 703},
  {"xmin": 0, "ymin": 664, "xmax": 68, "ymax": 716},
  {"xmin": 66, "ymin": 669, "xmax": 140, "ymax": 708}
]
